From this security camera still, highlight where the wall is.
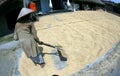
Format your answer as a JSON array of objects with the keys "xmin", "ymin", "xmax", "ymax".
[
  {"xmin": 105, "ymin": 4, "xmax": 114, "ymax": 12},
  {"xmin": 0, "ymin": 0, "xmax": 22, "ymax": 36},
  {"xmin": 0, "ymin": 14, "xmax": 10, "ymax": 36}
]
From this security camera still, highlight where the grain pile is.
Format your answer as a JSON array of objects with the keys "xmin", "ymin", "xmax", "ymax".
[{"xmin": 19, "ymin": 11, "xmax": 120, "ymax": 76}]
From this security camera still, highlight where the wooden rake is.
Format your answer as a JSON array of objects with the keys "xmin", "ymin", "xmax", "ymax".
[{"xmin": 42, "ymin": 42, "xmax": 67, "ymax": 61}]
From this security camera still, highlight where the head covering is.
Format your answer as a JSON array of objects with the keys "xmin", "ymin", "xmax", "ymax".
[
  {"xmin": 17, "ymin": 8, "xmax": 34, "ymax": 20},
  {"xmin": 29, "ymin": 2, "xmax": 37, "ymax": 12}
]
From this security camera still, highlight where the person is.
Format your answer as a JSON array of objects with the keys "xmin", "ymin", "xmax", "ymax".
[
  {"xmin": 14, "ymin": 8, "xmax": 45, "ymax": 68},
  {"xmin": 28, "ymin": 1, "xmax": 38, "ymax": 21},
  {"xmin": 28, "ymin": 1, "xmax": 37, "ymax": 12}
]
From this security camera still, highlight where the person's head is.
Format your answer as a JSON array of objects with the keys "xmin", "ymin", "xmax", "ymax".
[
  {"xmin": 17, "ymin": 8, "xmax": 37, "ymax": 22},
  {"xmin": 18, "ymin": 13, "xmax": 36, "ymax": 22}
]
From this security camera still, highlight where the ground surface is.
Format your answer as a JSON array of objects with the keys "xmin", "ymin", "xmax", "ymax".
[
  {"xmin": 17, "ymin": 11, "xmax": 120, "ymax": 76},
  {"xmin": 0, "ymin": 35, "xmax": 21, "ymax": 76}
]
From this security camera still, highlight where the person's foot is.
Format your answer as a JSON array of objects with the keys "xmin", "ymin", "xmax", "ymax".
[
  {"xmin": 39, "ymin": 63, "xmax": 45, "ymax": 68},
  {"xmin": 30, "ymin": 56, "xmax": 38, "ymax": 66},
  {"xmin": 37, "ymin": 53, "xmax": 45, "ymax": 67}
]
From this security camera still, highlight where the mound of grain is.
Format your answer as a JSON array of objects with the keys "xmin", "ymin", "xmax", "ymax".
[{"xmin": 19, "ymin": 11, "xmax": 120, "ymax": 76}]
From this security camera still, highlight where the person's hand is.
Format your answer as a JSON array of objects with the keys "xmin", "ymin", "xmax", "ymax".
[{"xmin": 38, "ymin": 41, "xmax": 44, "ymax": 45}]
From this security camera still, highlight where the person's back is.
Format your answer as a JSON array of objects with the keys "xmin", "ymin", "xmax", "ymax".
[{"xmin": 15, "ymin": 21, "xmax": 33, "ymax": 39}]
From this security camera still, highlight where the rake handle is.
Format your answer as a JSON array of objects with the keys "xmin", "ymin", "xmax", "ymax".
[{"xmin": 42, "ymin": 43, "xmax": 56, "ymax": 48}]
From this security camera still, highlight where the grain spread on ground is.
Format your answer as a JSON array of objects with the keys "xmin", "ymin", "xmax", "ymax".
[{"xmin": 18, "ymin": 11, "xmax": 120, "ymax": 76}]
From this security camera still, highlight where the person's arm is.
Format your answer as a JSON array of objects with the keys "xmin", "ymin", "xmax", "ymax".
[
  {"xmin": 31, "ymin": 23, "xmax": 43, "ymax": 44},
  {"xmin": 14, "ymin": 24, "xmax": 19, "ymax": 41}
]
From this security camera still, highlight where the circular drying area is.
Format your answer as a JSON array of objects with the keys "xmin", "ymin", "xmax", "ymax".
[{"xmin": 18, "ymin": 11, "xmax": 120, "ymax": 76}]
